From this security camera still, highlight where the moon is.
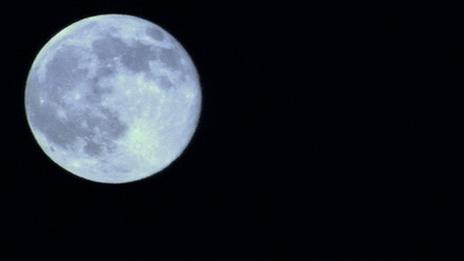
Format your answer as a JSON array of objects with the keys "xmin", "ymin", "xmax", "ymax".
[{"xmin": 24, "ymin": 14, "xmax": 202, "ymax": 183}]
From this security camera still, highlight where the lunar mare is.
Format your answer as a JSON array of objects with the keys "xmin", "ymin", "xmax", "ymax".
[{"xmin": 25, "ymin": 14, "xmax": 201, "ymax": 183}]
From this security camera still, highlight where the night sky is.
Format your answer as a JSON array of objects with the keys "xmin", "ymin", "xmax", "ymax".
[{"xmin": 3, "ymin": 1, "xmax": 462, "ymax": 258}]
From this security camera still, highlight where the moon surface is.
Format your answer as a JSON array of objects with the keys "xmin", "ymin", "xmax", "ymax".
[{"xmin": 25, "ymin": 14, "xmax": 202, "ymax": 183}]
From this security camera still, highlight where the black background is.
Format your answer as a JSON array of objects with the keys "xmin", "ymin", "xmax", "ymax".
[{"xmin": 3, "ymin": 0, "xmax": 463, "ymax": 259}]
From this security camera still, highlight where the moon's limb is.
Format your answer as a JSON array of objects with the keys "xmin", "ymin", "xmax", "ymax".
[{"xmin": 25, "ymin": 14, "xmax": 201, "ymax": 183}]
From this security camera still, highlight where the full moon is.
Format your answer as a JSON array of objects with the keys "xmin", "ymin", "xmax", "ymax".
[{"xmin": 25, "ymin": 14, "xmax": 202, "ymax": 183}]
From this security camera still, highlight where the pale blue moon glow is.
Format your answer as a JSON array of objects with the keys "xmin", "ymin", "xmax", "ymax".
[{"xmin": 25, "ymin": 14, "xmax": 202, "ymax": 183}]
